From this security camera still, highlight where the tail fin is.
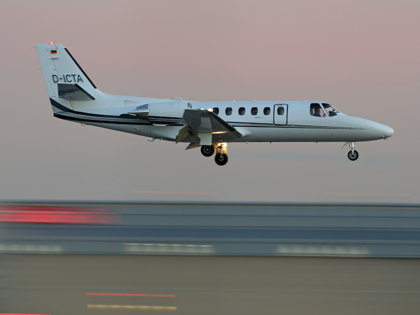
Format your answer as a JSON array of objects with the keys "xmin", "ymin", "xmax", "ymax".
[{"xmin": 36, "ymin": 43, "xmax": 101, "ymax": 112}]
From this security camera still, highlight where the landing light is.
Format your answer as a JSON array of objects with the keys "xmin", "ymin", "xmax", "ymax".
[
  {"xmin": 207, "ymin": 108, "xmax": 213, "ymax": 112},
  {"xmin": 212, "ymin": 131, "xmax": 227, "ymax": 134}
]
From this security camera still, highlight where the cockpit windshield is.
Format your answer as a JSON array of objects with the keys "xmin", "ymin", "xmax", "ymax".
[
  {"xmin": 322, "ymin": 103, "xmax": 340, "ymax": 117},
  {"xmin": 310, "ymin": 103, "xmax": 326, "ymax": 117},
  {"xmin": 310, "ymin": 103, "xmax": 342, "ymax": 117}
]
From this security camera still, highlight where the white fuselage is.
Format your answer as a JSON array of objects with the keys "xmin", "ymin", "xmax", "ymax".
[{"xmin": 73, "ymin": 100, "xmax": 393, "ymax": 144}]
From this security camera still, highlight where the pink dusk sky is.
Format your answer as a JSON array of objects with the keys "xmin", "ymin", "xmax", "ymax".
[{"xmin": 0, "ymin": 0, "xmax": 419, "ymax": 203}]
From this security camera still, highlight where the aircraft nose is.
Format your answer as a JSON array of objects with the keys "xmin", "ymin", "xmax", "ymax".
[
  {"xmin": 385, "ymin": 126, "xmax": 394, "ymax": 138},
  {"xmin": 346, "ymin": 117, "xmax": 394, "ymax": 140},
  {"xmin": 373, "ymin": 122, "xmax": 394, "ymax": 139},
  {"xmin": 381, "ymin": 125, "xmax": 394, "ymax": 138}
]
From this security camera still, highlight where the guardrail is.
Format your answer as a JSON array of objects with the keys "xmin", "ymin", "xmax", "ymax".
[{"xmin": 0, "ymin": 201, "xmax": 419, "ymax": 257}]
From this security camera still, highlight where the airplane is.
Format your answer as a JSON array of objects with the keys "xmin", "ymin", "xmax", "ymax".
[{"xmin": 36, "ymin": 42, "xmax": 394, "ymax": 166}]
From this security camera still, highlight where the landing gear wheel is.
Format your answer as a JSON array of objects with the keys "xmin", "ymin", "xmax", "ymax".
[
  {"xmin": 201, "ymin": 145, "xmax": 215, "ymax": 157},
  {"xmin": 215, "ymin": 153, "xmax": 228, "ymax": 166},
  {"xmin": 348, "ymin": 150, "xmax": 359, "ymax": 161}
]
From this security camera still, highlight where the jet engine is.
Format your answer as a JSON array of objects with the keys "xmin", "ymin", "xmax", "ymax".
[{"xmin": 129, "ymin": 101, "xmax": 189, "ymax": 124}]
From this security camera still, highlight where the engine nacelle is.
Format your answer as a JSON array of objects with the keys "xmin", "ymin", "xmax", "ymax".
[{"xmin": 130, "ymin": 101, "xmax": 189, "ymax": 124}]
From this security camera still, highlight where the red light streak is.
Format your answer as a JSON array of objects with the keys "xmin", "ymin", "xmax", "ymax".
[
  {"xmin": 86, "ymin": 293, "xmax": 175, "ymax": 297},
  {"xmin": 323, "ymin": 192, "xmax": 411, "ymax": 196},
  {"xmin": 131, "ymin": 191, "xmax": 220, "ymax": 195},
  {"xmin": 0, "ymin": 206, "xmax": 119, "ymax": 224},
  {"xmin": 0, "ymin": 313, "xmax": 51, "ymax": 315},
  {"xmin": 87, "ymin": 305, "xmax": 176, "ymax": 310}
]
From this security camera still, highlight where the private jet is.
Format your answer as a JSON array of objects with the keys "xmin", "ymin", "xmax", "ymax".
[{"xmin": 36, "ymin": 43, "xmax": 394, "ymax": 166}]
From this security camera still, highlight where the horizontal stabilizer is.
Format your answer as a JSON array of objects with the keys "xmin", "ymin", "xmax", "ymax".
[{"xmin": 58, "ymin": 83, "xmax": 95, "ymax": 101}]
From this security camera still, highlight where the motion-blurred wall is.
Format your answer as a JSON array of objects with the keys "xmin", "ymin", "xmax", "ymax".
[{"xmin": 0, "ymin": 202, "xmax": 419, "ymax": 314}]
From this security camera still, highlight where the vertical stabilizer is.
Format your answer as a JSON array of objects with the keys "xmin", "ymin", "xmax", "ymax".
[{"xmin": 36, "ymin": 43, "xmax": 101, "ymax": 112}]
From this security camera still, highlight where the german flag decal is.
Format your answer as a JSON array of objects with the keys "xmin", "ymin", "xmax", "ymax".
[{"xmin": 51, "ymin": 50, "xmax": 57, "ymax": 54}]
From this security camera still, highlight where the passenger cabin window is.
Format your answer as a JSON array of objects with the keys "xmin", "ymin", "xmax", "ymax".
[
  {"xmin": 225, "ymin": 107, "xmax": 232, "ymax": 115},
  {"xmin": 264, "ymin": 107, "xmax": 270, "ymax": 115},
  {"xmin": 310, "ymin": 103, "xmax": 326, "ymax": 117},
  {"xmin": 251, "ymin": 107, "xmax": 258, "ymax": 115},
  {"xmin": 238, "ymin": 107, "xmax": 246, "ymax": 115},
  {"xmin": 322, "ymin": 103, "xmax": 339, "ymax": 117},
  {"xmin": 277, "ymin": 106, "xmax": 284, "ymax": 115},
  {"xmin": 213, "ymin": 107, "xmax": 219, "ymax": 115}
]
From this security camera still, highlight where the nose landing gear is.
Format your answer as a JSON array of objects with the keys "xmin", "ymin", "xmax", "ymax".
[{"xmin": 347, "ymin": 142, "xmax": 359, "ymax": 161}]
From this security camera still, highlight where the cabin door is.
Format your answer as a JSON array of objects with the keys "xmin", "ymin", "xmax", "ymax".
[{"xmin": 273, "ymin": 104, "xmax": 288, "ymax": 125}]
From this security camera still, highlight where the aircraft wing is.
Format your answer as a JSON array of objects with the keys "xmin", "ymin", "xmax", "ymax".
[
  {"xmin": 179, "ymin": 109, "xmax": 245, "ymax": 146},
  {"xmin": 183, "ymin": 109, "xmax": 241, "ymax": 135}
]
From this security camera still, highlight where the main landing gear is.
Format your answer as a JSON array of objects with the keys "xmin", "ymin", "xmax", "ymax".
[
  {"xmin": 200, "ymin": 143, "xmax": 228, "ymax": 166},
  {"xmin": 347, "ymin": 141, "xmax": 359, "ymax": 161},
  {"xmin": 200, "ymin": 145, "xmax": 215, "ymax": 157}
]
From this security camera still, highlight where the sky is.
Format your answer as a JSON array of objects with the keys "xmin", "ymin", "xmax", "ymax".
[{"xmin": 0, "ymin": 0, "xmax": 419, "ymax": 203}]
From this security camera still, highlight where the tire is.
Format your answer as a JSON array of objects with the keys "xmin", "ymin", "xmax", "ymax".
[
  {"xmin": 201, "ymin": 145, "xmax": 215, "ymax": 157},
  {"xmin": 215, "ymin": 153, "xmax": 228, "ymax": 166},
  {"xmin": 348, "ymin": 150, "xmax": 359, "ymax": 161}
]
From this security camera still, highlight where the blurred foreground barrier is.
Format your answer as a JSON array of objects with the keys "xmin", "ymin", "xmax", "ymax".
[
  {"xmin": 277, "ymin": 245, "xmax": 370, "ymax": 256},
  {"xmin": 124, "ymin": 243, "xmax": 215, "ymax": 255},
  {"xmin": 0, "ymin": 244, "xmax": 62, "ymax": 253},
  {"xmin": 0, "ymin": 201, "xmax": 419, "ymax": 257}
]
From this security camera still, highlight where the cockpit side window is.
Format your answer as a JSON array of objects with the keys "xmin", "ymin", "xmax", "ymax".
[
  {"xmin": 310, "ymin": 103, "xmax": 326, "ymax": 117},
  {"xmin": 213, "ymin": 107, "xmax": 219, "ymax": 115},
  {"xmin": 322, "ymin": 103, "xmax": 339, "ymax": 117}
]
